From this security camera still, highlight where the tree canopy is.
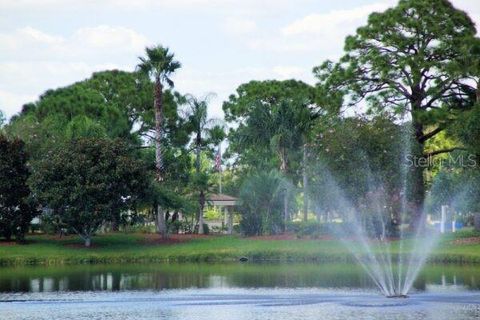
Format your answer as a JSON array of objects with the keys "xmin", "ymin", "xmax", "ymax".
[
  {"xmin": 313, "ymin": 0, "xmax": 480, "ymax": 219},
  {"xmin": 0, "ymin": 135, "xmax": 37, "ymax": 242},
  {"xmin": 2, "ymin": 1, "xmax": 480, "ymax": 240},
  {"xmin": 31, "ymin": 138, "xmax": 148, "ymax": 246},
  {"xmin": 223, "ymin": 80, "xmax": 317, "ymax": 178}
]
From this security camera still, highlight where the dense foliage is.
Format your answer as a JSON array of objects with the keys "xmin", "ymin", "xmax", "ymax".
[
  {"xmin": 238, "ymin": 170, "xmax": 294, "ymax": 235},
  {"xmin": 309, "ymin": 116, "xmax": 404, "ymax": 220},
  {"xmin": 224, "ymin": 80, "xmax": 316, "ymax": 177},
  {"xmin": 314, "ymin": 0, "xmax": 479, "ymax": 221},
  {"xmin": 31, "ymin": 138, "xmax": 148, "ymax": 246},
  {"xmin": 2, "ymin": 0, "xmax": 480, "ymax": 241},
  {"xmin": 0, "ymin": 135, "xmax": 37, "ymax": 242}
]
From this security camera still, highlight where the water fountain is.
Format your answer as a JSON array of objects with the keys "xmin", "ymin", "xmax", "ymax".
[
  {"xmin": 320, "ymin": 178, "xmax": 440, "ymax": 297},
  {"xmin": 313, "ymin": 129, "xmax": 441, "ymax": 298}
]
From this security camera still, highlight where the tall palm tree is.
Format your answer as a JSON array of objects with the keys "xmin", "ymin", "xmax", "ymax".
[
  {"xmin": 184, "ymin": 94, "xmax": 224, "ymax": 234},
  {"xmin": 137, "ymin": 45, "xmax": 181, "ymax": 236}
]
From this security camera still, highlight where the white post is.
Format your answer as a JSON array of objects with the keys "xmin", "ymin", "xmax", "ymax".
[
  {"xmin": 452, "ymin": 220, "xmax": 456, "ymax": 233},
  {"xmin": 227, "ymin": 207, "xmax": 233, "ymax": 235},
  {"xmin": 441, "ymin": 205, "xmax": 448, "ymax": 234},
  {"xmin": 217, "ymin": 144, "xmax": 222, "ymax": 194}
]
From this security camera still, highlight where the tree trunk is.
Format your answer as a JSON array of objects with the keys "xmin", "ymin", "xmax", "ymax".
[
  {"xmin": 302, "ymin": 143, "xmax": 308, "ymax": 222},
  {"xmin": 410, "ymin": 92, "xmax": 426, "ymax": 226},
  {"xmin": 156, "ymin": 205, "xmax": 166, "ymax": 235},
  {"xmin": 195, "ymin": 136, "xmax": 206, "ymax": 235},
  {"xmin": 4, "ymin": 230, "xmax": 12, "ymax": 242},
  {"xmin": 409, "ymin": 136, "xmax": 425, "ymax": 224},
  {"xmin": 227, "ymin": 208, "xmax": 233, "ymax": 234},
  {"xmin": 476, "ymin": 81, "xmax": 480, "ymax": 103},
  {"xmin": 279, "ymin": 147, "xmax": 288, "ymax": 173},
  {"xmin": 111, "ymin": 211, "xmax": 120, "ymax": 232},
  {"xmin": 154, "ymin": 77, "xmax": 167, "ymax": 238},
  {"xmin": 154, "ymin": 78, "xmax": 164, "ymax": 181},
  {"xmin": 85, "ymin": 237, "xmax": 91, "ymax": 247},
  {"xmin": 15, "ymin": 230, "xmax": 25, "ymax": 244},
  {"xmin": 279, "ymin": 151, "xmax": 290, "ymax": 229},
  {"xmin": 195, "ymin": 134, "xmax": 201, "ymax": 175},
  {"xmin": 198, "ymin": 190, "xmax": 205, "ymax": 234},
  {"xmin": 283, "ymin": 189, "xmax": 288, "ymax": 231}
]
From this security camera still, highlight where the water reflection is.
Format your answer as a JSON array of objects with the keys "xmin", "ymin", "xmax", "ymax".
[{"xmin": 0, "ymin": 263, "xmax": 479, "ymax": 293}]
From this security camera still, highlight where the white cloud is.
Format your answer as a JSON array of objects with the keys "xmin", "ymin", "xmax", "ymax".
[
  {"xmin": 73, "ymin": 25, "xmax": 148, "ymax": 52},
  {"xmin": 18, "ymin": 26, "xmax": 64, "ymax": 44},
  {"xmin": 223, "ymin": 17, "xmax": 257, "ymax": 35},
  {"xmin": 0, "ymin": 0, "xmax": 314, "ymax": 15},
  {"xmin": 246, "ymin": 1, "xmax": 396, "ymax": 56},
  {"xmin": 272, "ymin": 66, "xmax": 307, "ymax": 80},
  {"xmin": 248, "ymin": 0, "xmax": 480, "ymax": 58},
  {"xmin": 0, "ymin": 25, "xmax": 149, "ymax": 62},
  {"xmin": 282, "ymin": 2, "xmax": 394, "ymax": 36},
  {"xmin": 0, "ymin": 26, "xmax": 64, "ymax": 54},
  {"xmin": 0, "ymin": 25, "xmax": 147, "ymax": 119}
]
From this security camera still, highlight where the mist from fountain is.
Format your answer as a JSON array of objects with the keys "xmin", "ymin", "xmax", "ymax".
[{"xmin": 312, "ymin": 125, "xmax": 441, "ymax": 298}]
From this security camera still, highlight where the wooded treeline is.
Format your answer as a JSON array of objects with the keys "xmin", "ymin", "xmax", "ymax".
[{"xmin": 1, "ymin": 0, "xmax": 480, "ymax": 244}]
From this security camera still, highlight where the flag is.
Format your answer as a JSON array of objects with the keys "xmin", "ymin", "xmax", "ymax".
[{"xmin": 215, "ymin": 146, "xmax": 222, "ymax": 172}]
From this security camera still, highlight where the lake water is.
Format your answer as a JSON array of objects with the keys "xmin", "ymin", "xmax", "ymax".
[{"xmin": 1, "ymin": 263, "xmax": 479, "ymax": 319}]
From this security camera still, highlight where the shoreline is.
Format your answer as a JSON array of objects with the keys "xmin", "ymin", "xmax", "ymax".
[{"xmin": 1, "ymin": 232, "xmax": 479, "ymax": 267}]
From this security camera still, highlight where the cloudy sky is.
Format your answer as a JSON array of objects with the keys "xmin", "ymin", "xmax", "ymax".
[{"xmin": 1, "ymin": 0, "xmax": 479, "ymax": 120}]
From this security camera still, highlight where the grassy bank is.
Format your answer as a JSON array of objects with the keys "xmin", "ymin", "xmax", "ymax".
[{"xmin": 0, "ymin": 230, "xmax": 479, "ymax": 266}]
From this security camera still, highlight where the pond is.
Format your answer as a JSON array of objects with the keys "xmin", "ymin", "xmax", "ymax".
[{"xmin": 1, "ymin": 263, "xmax": 480, "ymax": 319}]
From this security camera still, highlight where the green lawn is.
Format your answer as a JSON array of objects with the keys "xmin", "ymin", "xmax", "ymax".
[{"xmin": 0, "ymin": 230, "xmax": 479, "ymax": 266}]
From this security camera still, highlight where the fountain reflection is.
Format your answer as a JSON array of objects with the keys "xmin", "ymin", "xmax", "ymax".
[{"xmin": 0, "ymin": 263, "xmax": 479, "ymax": 293}]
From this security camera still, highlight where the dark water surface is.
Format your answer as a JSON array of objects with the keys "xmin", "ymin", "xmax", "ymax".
[{"xmin": 1, "ymin": 263, "xmax": 479, "ymax": 319}]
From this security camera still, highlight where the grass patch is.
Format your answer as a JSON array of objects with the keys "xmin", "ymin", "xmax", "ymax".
[{"xmin": 0, "ymin": 230, "xmax": 479, "ymax": 266}]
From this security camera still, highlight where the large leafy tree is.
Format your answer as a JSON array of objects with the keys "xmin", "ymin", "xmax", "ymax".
[
  {"xmin": 31, "ymin": 138, "xmax": 148, "ymax": 247},
  {"xmin": 223, "ymin": 80, "xmax": 317, "ymax": 221},
  {"xmin": 0, "ymin": 135, "xmax": 37, "ymax": 242},
  {"xmin": 6, "ymin": 69, "xmax": 190, "ymax": 234},
  {"xmin": 6, "ymin": 70, "xmax": 154, "ymax": 160},
  {"xmin": 314, "ymin": 0, "xmax": 479, "ymax": 221},
  {"xmin": 183, "ymin": 94, "xmax": 224, "ymax": 234},
  {"xmin": 137, "ymin": 45, "xmax": 181, "ymax": 237},
  {"xmin": 309, "ymin": 116, "xmax": 404, "ymax": 229},
  {"xmin": 454, "ymin": 102, "xmax": 480, "ymax": 156}
]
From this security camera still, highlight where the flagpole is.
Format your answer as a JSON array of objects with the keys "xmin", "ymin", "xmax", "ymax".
[
  {"xmin": 218, "ymin": 145, "xmax": 222, "ymax": 194},
  {"xmin": 219, "ymin": 171, "xmax": 222, "ymax": 194}
]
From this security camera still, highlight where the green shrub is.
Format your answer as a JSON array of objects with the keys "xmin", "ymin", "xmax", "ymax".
[
  {"xmin": 122, "ymin": 224, "xmax": 155, "ymax": 234},
  {"xmin": 204, "ymin": 207, "xmax": 222, "ymax": 220},
  {"xmin": 287, "ymin": 220, "xmax": 328, "ymax": 238}
]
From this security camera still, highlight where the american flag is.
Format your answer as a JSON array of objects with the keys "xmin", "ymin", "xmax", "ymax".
[{"xmin": 214, "ymin": 147, "xmax": 222, "ymax": 172}]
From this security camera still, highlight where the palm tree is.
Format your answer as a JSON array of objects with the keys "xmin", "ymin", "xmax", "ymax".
[
  {"xmin": 137, "ymin": 45, "xmax": 181, "ymax": 236},
  {"xmin": 183, "ymin": 94, "xmax": 224, "ymax": 234},
  {"xmin": 240, "ymin": 97, "xmax": 317, "ymax": 223},
  {"xmin": 239, "ymin": 170, "xmax": 292, "ymax": 235}
]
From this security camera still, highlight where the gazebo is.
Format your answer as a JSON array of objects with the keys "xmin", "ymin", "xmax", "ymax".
[{"xmin": 206, "ymin": 193, "xmax": 238, "ymax": 234}]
